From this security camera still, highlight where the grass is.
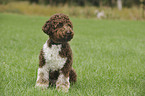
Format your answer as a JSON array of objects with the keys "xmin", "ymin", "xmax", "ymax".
[{"xmin": 0, "ymin": 13, "xmax": 145, "ymax": 96}]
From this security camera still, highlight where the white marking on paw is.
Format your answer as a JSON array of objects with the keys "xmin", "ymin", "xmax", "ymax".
[
  {"xmin": 35, "ymin": 64, "xmax": 49, "ymax": 88},
  {"xmin": 56, "ymin": 72, "xmax": 70, "ymax": 92}
]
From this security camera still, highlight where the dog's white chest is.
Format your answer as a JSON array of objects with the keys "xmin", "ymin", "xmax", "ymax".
[{"xmin": 43, "ymin": 41, "xmax": 67, "ymax": 71}]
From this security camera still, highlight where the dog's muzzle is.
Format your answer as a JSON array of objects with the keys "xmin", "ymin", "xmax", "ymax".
[{"xmin": 64, "ymin": 30, "xmax": 74, "ymax": 41}]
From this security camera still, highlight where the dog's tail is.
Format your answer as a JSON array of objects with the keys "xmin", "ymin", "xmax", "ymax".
[{"xmin": 69, "ymin": 68, "xmax": 77, "ymax": 83}]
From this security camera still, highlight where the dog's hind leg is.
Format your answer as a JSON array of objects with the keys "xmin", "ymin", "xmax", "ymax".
[{"xmin": 69, "ymin": 68, "xmax": 77, "ymax": 83}]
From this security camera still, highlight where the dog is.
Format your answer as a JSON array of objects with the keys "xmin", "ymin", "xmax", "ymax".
[{"xmin": 35, "ymin": 13, "xmax": 77, "ymax": 92}]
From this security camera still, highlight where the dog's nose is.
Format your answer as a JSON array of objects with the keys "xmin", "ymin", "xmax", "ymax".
[{"xmin": 67, "ymin": 31, "xmax": 72, "ymax": 34}]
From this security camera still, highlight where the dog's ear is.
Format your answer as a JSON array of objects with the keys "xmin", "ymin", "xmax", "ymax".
[{"xmin": 42, "ymin": 20, "xmax": 51, "ymax": 35}]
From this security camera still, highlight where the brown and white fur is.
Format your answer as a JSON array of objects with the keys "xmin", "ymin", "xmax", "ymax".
[{"xmin": 35, "ymin": 13, "xmax": 77, "ymax": 92}]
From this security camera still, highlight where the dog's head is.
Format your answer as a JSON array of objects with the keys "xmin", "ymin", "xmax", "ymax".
[{"xmin": 42, "ymin": 13, "xmax": 74, "ymax": 43}]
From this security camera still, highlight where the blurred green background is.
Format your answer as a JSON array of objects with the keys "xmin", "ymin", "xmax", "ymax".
[{"xmin": 0, "ymin": 0, "xmax": 145, "ymax": 20}]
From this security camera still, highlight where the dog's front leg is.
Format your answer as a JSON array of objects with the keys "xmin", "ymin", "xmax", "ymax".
[
  {"xmin": 35, "ymin": 49, "xmax": 49, "ymax": 89},
  {"xmin": 35, "ymin": 65, "xmax": 49, "ymax": 89},
  {"xmin": 56, "ymin": 71, "xmax": 70, "ymax": 92}
]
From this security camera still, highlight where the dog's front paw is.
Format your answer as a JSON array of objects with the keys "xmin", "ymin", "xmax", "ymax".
[
  {"xmin": 35, "ymin": 83, "xmax": 49, "ymax": 90},
  {"xmin": 35, "ymin": 80, "xmax": 49, "ymax": 89},
  {"xmin": 56, "ymin": 81, "xmax": 70, "ymax": 92}
]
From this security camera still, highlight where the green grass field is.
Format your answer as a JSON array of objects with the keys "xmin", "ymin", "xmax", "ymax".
[{"xmin": 0, "ymin": 13, "xmax": 145, "ymax": 96}]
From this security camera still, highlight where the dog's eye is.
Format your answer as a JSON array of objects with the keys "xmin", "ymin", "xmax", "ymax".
[
  {"xmin": 58, "ymin": 23, "xmax": 63, "ymax": 28},
  {"xmin": 68, "ymin": 24, "xmax": 72, "ymax": 28}
]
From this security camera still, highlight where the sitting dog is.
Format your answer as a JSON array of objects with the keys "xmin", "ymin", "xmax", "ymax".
[{"xmin": 35, "ymin": 13, "xmax": 77, "ymax": 92}]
